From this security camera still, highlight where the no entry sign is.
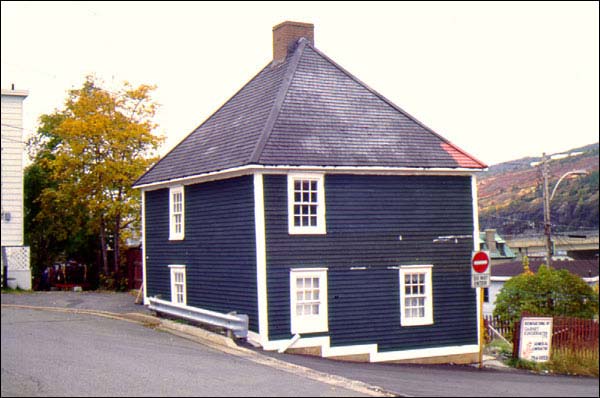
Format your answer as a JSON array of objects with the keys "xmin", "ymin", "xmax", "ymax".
[
  {"xmin": 471, "ymin": 251, "xmax": 491, "ymax": 288},
  {"xmin": 472, "ymin": 251, "xmax": 490, "ymax": 273}
]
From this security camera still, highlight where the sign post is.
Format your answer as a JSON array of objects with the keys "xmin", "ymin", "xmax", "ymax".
[{"xmin": 471, "ymin": 251, "xmax": 490, "ymax": 368}]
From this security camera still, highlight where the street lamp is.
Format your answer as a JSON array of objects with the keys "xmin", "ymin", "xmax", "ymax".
[{"xmin": 536, "ymin": 152, "xmax": 588, "ymax": 267}]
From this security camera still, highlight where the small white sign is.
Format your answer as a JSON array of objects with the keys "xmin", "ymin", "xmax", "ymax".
[
  {"xmin": 471, "ymin": 273, "xmax": 490, "ymax": 288},
  {"xmin": 519, "ymin": 317, "xmax": 553, "ymax": 362}
]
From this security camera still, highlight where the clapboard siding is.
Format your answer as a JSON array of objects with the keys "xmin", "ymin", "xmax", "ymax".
[
  {"xmin": 144, "ymin": 175, "xmax": 258, "ymax": 332},
  {"xmin": 1, "ymin": 92, "xmax": 26, "ymax": 247},
  {"xmin": 263, "ymin": 174, "xmax": 477, "ymax": 350}
]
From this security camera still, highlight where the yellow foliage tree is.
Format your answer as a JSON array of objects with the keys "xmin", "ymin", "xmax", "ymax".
[{"xmin": 34, "ymin": 76, "xmax": 163, "ymax": 276}]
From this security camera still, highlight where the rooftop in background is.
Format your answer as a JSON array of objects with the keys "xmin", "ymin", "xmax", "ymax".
[
  {"xmin": 492, "ymin": 259, "xmax": 599, "ymax": 280},
  {"xmin": 479, "ymin": 230, "xmax": 517, "ymax": 260}
]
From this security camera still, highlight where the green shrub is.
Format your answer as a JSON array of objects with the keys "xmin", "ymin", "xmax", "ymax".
[{"xmin": 494, "ymin": 265, "xmax": 599, "ymax": 323}]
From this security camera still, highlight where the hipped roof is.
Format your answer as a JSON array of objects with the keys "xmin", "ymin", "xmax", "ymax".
[{"xmin": 135, "ymin": 38, "xmax": 486, "ymax": 187}]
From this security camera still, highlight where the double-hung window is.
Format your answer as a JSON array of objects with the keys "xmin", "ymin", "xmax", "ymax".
[
  {"xmin": 169, "ymin": 186, "xmax": 185, "ymax": 240},
  {"xmin": 169, "ymin": 265, "xmax": 187, "ymax": 305},
  {"xmin": 399, "ymin": 265, "xmax": 433, "ymax": 326},
  {"xmin": 287, "ymin": 173, "xmax": 326, "ymax": 235},
  {"xmin": 290, "ymin": 268, "xmax": 328, "ymax": 334}
]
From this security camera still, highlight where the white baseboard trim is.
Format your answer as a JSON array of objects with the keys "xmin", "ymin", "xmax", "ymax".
[{"xmin": 259, "ymin": 334, "xmax": 478, "ymax": 363}]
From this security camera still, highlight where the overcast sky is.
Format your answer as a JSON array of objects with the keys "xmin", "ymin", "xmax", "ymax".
[{"xmin": 2, "ymin": 1, "xmax": 598, "ymax": 166}]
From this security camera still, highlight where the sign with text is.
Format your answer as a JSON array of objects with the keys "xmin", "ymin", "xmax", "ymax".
[
  {"xmin": 519, "ymin": 317, "xmax": 553, "ymax": 362},
  {"xmin": 471, "ymin": 251, "xmax": 491, "ymax": 288}
]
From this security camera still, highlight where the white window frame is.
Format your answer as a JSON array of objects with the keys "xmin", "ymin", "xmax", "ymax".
[
  {"xmin": 169, "ymin": 186, "xmax": 185, "ymax": 240},
  {"xmin": 399, "ymin": 265, "xmax": 434, "ymax": 327},
  {"xmin": 287, "ymin": 173, "xmax": 326, "ymax": 235},
  {"xmin": 290, "ymin": 268, "xmax": 329, "ymax": 334},
  {"xmin": 169, "ymin": 264, "xmax": 187, "ymax": 306}
]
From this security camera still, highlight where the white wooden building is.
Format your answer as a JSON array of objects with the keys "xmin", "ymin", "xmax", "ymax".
[{"xmin": 1, "ymin": 87, "xmax": 31, "ymax": 289}]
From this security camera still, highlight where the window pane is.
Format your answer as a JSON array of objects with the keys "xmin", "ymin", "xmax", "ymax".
[
  {"xmin": 295, "ymin": 193, "xmax": 301, "ymax": 202},
  {"xmin": 296, "ymin": 279, "xmax": 303, "ymax": 288},
  {"xmin": 312, "ymin": 304, "xmax": 319, "ymax": 315},
  {"xmin": 296, "ymin": 304, "xmax": 303, "ymax": 315},
  {"xmin": 294, "ymin": 216, "xmax": 301, "ymax": 226},
  {"xmin": 303, "ymin": 192, "xmax": 310, "ymax": 202},
  {"xmin": 302, "ymin": 181, "xmax": 309, "ymax": 190},
  {"xmin": 313, "ymin": 278, "xmax": 319, "ymax": 288},
  {"xmin": 294, "ymin": 181, "xmax": 301, "ymax": 191},
  {"xmin": 310, "ymin": 181, "xmax": 317, "ymax": 191},
  {"xmin": 311, "ymin": 192, "xmax": 317, "ymax": 202}
]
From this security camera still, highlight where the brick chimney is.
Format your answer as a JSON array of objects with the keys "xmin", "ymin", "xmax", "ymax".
[
  {"xmin": 485, "ymin": 229, "xmax": 497, "ymax": 254},
  {"xmin": 273, "ymin": 21, "xmax": 314, "ymax": 62}
]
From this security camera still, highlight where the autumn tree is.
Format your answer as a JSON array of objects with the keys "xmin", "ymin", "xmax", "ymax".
[{"xmin": 27, "ymin": 76, "xmax": 163, "ymax": 277}]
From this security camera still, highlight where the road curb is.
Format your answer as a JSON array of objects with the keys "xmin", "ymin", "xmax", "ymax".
[{"xmin": 2, "ymin": 304, "xmax": 397, "ymax": 397}]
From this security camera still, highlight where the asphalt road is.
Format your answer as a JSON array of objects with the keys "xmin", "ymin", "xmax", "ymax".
[
  {"xmin": 258, "ymin": 349, "xmax": 600, "ymax": 397},
  {"xmin": 2, "ymin": 292, "xmax": 598, "ymax": 397},
  {"xmin": 1, "ymin": 308, "xmax": 365, "ymax": 397}
]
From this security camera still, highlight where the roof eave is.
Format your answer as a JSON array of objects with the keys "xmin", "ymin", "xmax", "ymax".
[{"xmin": 133, "ymin": 164, "xmax": 485, "ymax": 190}]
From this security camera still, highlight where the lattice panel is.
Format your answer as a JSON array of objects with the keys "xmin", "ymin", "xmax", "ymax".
[{"xmin": 1, "ymin": 246, "xmax": 30, "ymax": 270}]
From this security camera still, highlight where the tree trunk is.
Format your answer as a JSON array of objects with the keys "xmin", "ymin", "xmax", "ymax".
[
  {"xmin": 113, "ymin": 214, "xmax": 121, "ymax": 274},
  {"xmin": 100, "ymin": 219, "xmax": 109, "ymax": 275}
]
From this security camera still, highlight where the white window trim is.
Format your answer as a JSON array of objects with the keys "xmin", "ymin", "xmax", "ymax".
[
  {"xmin": 169, "ymin": 185, "xmax": 185, "ymax": 240},
  {"xmin": 399, "ymin": 265, "xmax": 434, "ymax": 327},
  {"xmin": 169, "ymin": 264, "xmax": 187, "ymax": 305},
  {"xmin": 290, "ymin": 268, "xmax": 329, "ymax": 334},
  {"xmin": 287, "ymin": 173, "xmax": 326, "ymax": 235}
]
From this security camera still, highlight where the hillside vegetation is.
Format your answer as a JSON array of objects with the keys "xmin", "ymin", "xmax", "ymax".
[{"xmin": 478, "ymin": 143, "xmax": 599, "ymax": 236}]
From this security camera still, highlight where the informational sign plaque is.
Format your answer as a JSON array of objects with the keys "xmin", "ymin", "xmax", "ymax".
[{"xmin": 519, "ymin": 317, "xmax": 553, "ymax": 362}]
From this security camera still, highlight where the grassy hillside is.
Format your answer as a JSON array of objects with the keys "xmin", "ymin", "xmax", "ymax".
[{"xmin": 478, "ymin": 143, "xmax": 599, "ymax": 235}]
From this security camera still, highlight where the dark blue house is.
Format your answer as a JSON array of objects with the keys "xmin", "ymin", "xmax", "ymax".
[{"xmin": 133, "ymin": 21, "xmax": 488, "ymax": 364}]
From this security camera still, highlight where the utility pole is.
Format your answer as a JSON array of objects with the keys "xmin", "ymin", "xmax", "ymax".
[
  {"xmin": 537, "ymin": 152, "xmax": 587, "ymax": 268},
  {"xmin": 541, "ymin": 153, "xmax": 553, "ymax": 267}
]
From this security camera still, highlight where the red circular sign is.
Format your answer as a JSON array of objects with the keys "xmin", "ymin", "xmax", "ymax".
[{"xmin": 472, "ymin": 251, "xmax": 490, "ymax": 273}]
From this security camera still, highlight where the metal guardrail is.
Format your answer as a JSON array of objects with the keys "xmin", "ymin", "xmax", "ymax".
[{"xmin": 147, "ymin": 297, "xmax": 249, "ymax": 339}]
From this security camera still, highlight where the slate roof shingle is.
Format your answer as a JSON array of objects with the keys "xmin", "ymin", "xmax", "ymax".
[{"xmin": 135, "ymin": 38, "xmax": 486, "ymax": 187}]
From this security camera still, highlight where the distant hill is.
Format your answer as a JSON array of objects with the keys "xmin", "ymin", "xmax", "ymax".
[{"xmin": 478, "ymin": 143, "xmax": 599, "ymax": 235}]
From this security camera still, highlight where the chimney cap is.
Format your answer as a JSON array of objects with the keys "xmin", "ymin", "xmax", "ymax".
[{"xmin": 272, "ymin": 20, "xmax": 314, "ymax": 31}]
